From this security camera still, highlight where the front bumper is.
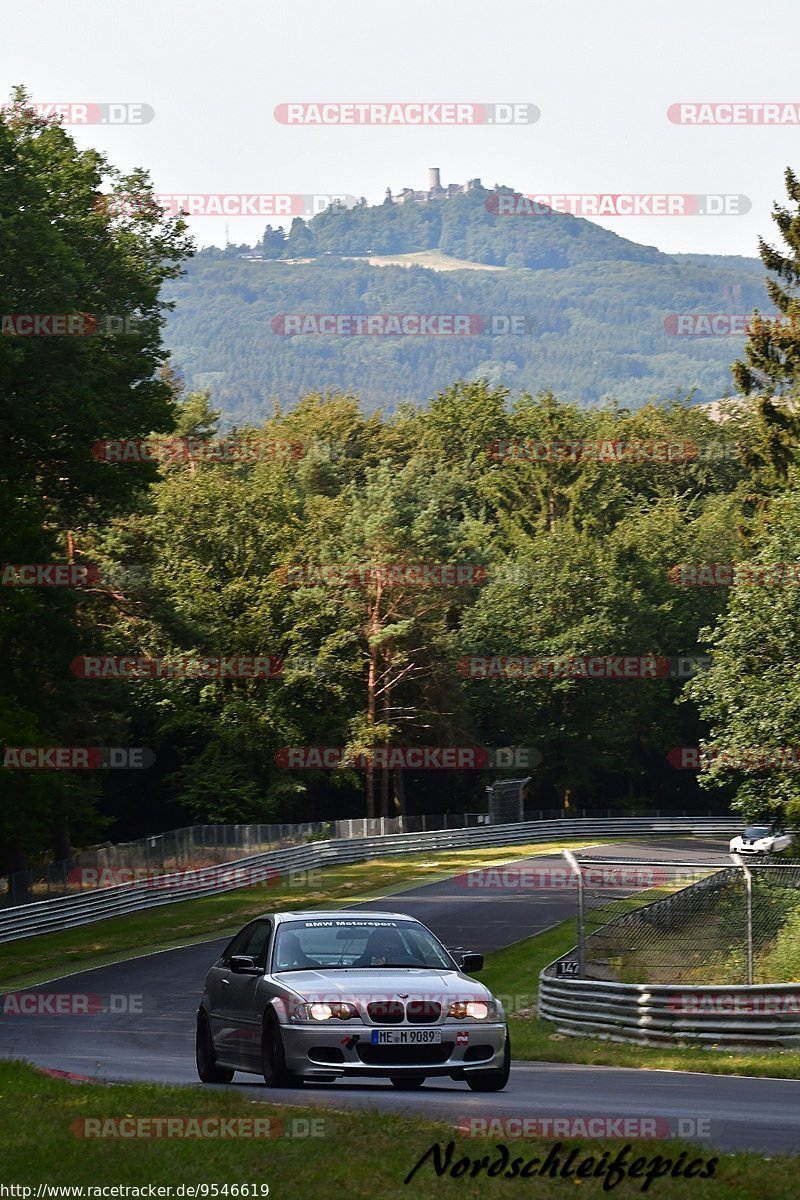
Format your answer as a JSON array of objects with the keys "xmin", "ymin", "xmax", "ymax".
[{"xmin": 280, "ymin": 1021, "xmax": 507, "ymax": 1078}]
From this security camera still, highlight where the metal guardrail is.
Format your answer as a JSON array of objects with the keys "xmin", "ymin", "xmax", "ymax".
[
  {"xmin": 538, "ymin": 974, "xmax": 800, "ymax": 1048},
  {"xmin": 0, "ymin": 816, "xmax": 739, "ymax": 945}
]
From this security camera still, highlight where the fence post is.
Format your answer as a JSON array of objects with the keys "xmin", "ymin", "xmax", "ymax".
[
  {"xmin": 731, "ymin": 852, "xmax": 753, "ymax": 985},
  {"xmin": 563, "ymin": 849, "xmax": 585, "ymax": 978}
]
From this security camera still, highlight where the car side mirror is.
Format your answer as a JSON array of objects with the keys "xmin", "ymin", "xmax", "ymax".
[
  {"xmin": 230, "ymin": 955, "xmax": 263, "ymax": 975},
  {"xmin": 459, "ymin": 952, "xmax": 484, "ymax": 974}
]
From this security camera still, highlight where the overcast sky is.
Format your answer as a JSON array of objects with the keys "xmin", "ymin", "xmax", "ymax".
[{"xmin": 5, "ymin": 0, "xmax": 800, "ymax": 257}]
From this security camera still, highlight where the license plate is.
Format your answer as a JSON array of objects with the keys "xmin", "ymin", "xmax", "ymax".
[{"xmin": 371, "ymin": 1028, "xmax": 442, "ymax": 1045}]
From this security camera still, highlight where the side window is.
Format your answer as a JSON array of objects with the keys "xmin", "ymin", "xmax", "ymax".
[
  {"xmin": 240, "ymin": 921, "xmax": 272, "ymax": 966},
  {"xmin": 221, "ymin": 921, "xmax": 271, "ymax": 965}
]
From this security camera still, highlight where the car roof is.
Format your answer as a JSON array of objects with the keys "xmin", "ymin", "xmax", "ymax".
[{"xmin": 271, "ymin": 910, "xmax": 417, "ymax": 924}]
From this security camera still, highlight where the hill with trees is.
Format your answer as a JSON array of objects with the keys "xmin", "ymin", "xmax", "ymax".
[{"xmin": 163, "ymin": 188, "xmax": 768, "ymax": 422}]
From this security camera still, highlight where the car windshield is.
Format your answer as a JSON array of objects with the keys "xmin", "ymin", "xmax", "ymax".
[
  {"xmin": 272, "ymin": 918, "xmax": 455, "ymax": 971},
  {"xmin": 744, "ymin": 826, "xmax": 771, "ymax": 839}
]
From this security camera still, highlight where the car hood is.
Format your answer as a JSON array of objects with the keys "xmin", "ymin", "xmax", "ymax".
[{"xmin": 270, "ymin": 967, "xmax": 491, "ymax": 1002}]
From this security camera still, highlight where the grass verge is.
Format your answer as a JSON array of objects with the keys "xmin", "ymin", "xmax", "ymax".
[
  {"xmin": 0, "ymin": 1059, "xmax": 785, "ymax": 1196},
  {"xmin": 482, "ymin": 922, "xmax": 800, "ymax": 1078}
]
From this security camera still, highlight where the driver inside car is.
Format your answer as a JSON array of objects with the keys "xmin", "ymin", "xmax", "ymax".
[{"xmin": 355, "ymin": 927, "xmax": 420, "ymax": 967}]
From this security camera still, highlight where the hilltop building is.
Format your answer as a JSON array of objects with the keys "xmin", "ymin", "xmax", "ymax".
[{"xmin": 385, "ymin": 167, "xmax": 485, "ymax": 205}]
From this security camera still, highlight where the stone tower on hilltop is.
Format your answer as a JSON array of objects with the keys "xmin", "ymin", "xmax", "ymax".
[{"xmin": 385, "ymin": 168, "xmax": 484, "ymax": 205}]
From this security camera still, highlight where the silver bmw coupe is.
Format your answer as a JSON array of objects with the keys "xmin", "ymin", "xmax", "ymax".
[{"xmin": 196, "ymin": 909, "xmax": 510, "ymax": 1091}]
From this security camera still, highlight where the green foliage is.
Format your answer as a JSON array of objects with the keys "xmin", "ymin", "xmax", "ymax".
[
  {"xmin": 0, "ymin": 89, "xmax": 193, "ymax": 871},
  {"xmin": 760, "ymin": 903, "xmax": 800, "ymax": 982}
]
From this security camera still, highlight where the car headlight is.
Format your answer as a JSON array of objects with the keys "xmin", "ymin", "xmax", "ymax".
[
  {"xmin": 447, "ymin": 1000, "xmax": 492, "ymax": 1020},
  {"xmin": 291, "ymin": 1001, "xmax": 359, "ymax": 1022}
]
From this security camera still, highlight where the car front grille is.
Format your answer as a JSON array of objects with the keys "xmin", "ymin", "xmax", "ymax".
[
  {"xmin": 366, "ymin": 1000, "xmax": 442, "ymax": 1024},
  {"xmin": 406, "ymin": 1001, "xmax": 441, "ymax": 1024},
  {"xmin": 356, "ymin": 1042, "xmax": 454, "ymax": 1066},
  {"xmin": 367, "ymin": 1001, "xmax": 404, "ymax": 1023}
]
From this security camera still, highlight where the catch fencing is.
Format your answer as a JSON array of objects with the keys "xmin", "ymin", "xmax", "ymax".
[
  {"xmin": 0, "ymin": 816, "xmax": 737, "ymax": 944},
  {"xmin": 539, "ymin": 851, "xmax": 800, "ymax": 1046}
]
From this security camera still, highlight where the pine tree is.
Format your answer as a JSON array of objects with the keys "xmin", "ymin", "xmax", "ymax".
[{"xmin": 732, "ymin": 168, "xmax": 800, "ymax": 485}]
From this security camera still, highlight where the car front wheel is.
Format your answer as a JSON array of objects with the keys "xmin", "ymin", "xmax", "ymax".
[
  {"xmin": 196, "ymin": 1012, "xmax": 234, "ymax": 1084},
  {"xmin": 262, "ymin": 1011, "xmax": 302, "ymax": 1088},
  {"xmin": 465, "ymin": 1029, "xmax": 511, "ymax": 1092}
]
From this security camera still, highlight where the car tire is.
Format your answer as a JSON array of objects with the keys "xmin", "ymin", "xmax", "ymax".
[
  {"xmin": 262, "ymin": 1011, "xmax": 302, "ymax": 1088},
  {"xmin": 196, "ymin": 1012, "xmax": 234, "ymax": 1084},
  {"xmin": 465, "ymin": 1028, "xmax": 511, "ymax": 1092},
  {"xmin": 389, "ymin": 1075, "xmax": 426, "ymax": 1089}
]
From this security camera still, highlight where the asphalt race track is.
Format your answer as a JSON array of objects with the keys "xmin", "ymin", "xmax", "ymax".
[{"xmin": 3, "ymin": 837, "xmax": 799, "ymax": 1155}]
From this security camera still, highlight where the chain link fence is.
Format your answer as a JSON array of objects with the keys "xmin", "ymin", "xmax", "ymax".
[{"xmin": 563, "ymin": 854, "xmax": 800, "ymax": 985}]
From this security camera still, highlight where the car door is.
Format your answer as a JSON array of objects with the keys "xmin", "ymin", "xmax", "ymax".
[
  {"xmin": 206, "ymin": 925, "xmax": 253, "ymax": 1054},
  {"xmin": 212, "ymin": 920, "xmax": 273, "ymax": 1066}
]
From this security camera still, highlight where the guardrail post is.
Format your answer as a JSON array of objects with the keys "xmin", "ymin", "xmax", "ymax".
[
  {"xmin": 731, "ymin": 852, "xmax": 753, "ymax": 985},
  {"xmin": 563, "ymin": 849, "xmax": 585, "ymax": 977}
]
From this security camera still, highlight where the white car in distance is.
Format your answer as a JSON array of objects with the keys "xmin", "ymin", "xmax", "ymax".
[{"xmin": 729, "ymin": 824, "xmax": 792, "ymax": 856}]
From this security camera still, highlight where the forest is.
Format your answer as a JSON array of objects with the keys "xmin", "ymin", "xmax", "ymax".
[{"xmin": 4, "ymin": 94, "xmax": 800, "ymax": 874}]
